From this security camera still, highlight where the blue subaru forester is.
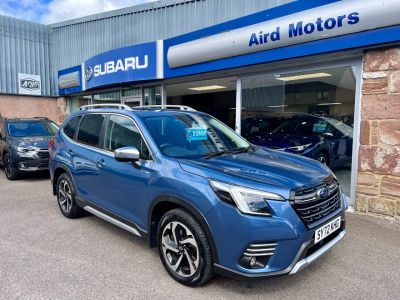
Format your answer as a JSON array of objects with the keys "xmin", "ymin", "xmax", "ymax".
[{"xmin": 49, "ymin": 104, "xmax": 347, "ymax": 286}]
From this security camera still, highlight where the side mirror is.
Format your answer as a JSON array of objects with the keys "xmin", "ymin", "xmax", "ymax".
[{"xmin": 114, "ymin": 146, "xmax": 140, "ymax": 162}]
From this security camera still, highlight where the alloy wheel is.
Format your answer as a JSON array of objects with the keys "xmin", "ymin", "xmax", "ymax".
[
  {"xmin": 317, "ymin": 155, "xmax": 327, "ymax": 165},
  {"xmin": 58, "ymin": 179, "xmax": 73, "ymax": 213},
  {"xmin": 4, "ymin": 155, "xmax": 12, "ymax": 178},
  {"xmin": 161, "ymin": 221, "xmax": 200, "ymax": 277}
]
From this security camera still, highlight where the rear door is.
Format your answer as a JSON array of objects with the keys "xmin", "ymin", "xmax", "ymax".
[
  {"xmin": 72, "ymin": 113, "xmax": 106, "ymax": 205},
  {"xmin": 94, "ymin": 114, "xmax": 154, "ymax": 230}
]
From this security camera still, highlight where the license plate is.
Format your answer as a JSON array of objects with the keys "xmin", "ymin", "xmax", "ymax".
[{"xmin": 314, "ymin": 216, "xmax": 341, "ymax": 243}]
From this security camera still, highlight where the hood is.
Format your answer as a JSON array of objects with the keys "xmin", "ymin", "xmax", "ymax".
[
  {"xmin": 178, "ymin": 147, "xmax": 332, "ymax": 195},
  {"xmin": 8, "ymin": 136, "xmax": 52, "ymax": 150},
  {"xmin": 247, "ymin": 133, "xmax": 320, "ymax": 149}
]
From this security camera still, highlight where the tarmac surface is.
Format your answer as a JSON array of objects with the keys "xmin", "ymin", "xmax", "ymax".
[{"xmin": 0, "ymin": 170, "xmax": 399, "ymax": 299}]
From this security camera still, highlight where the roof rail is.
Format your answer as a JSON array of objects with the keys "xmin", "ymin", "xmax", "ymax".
[
  {"xmin": 79, "ymin": 104, "xmax": 133, "ymax": 111},
  {"xmin": 133, "ymin": 105, "xmax": 196, "ymax": 111}
]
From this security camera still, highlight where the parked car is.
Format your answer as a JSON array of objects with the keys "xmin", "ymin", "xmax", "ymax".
[
  {"xmin": 244, "ymin": 113, "xmax": 353, "ymax": 168},
  {"xmin": 0, "ymin": 117, "xmax": 59, "ymax": 180},
  {"xmin": 49, "ymin": 105, "xmax": 347, "ymax": 286}
]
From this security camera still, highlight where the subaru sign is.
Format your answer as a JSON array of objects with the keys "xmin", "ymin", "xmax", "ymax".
[
  {"xmin": 84, "ymin": 41, "xmax": 160, "ymax": 90},
  {"xmin": 167, "ymin": 0, "xmax": 400, "ymax": 68}
]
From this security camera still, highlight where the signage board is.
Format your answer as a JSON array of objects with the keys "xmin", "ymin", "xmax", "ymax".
[
  {"xmin": 84, "ymin": 41, "xmax": 160, "ymax": 90},
  {"xmin": 18, "ymin": 73, "xmax": 41, "ymax": 95},
  {"xmin": 167, "ymin": 0, "xmax": 400, "ymax": 68},
  {"xmin": 58, "ymin": 65, "xmax": 83, "ymax": 95}
]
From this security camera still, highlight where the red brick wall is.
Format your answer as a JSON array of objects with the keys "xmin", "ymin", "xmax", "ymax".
[
  {"xmin": 0, "ymin": 95, "xmax": 67, "ymax": 124},
  {"xmin": 357, "ymin": 46, "xmax": 400, "ymax": 218}
]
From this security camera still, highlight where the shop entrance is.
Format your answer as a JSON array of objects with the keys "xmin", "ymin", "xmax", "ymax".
[{"xmin": 166, "ymin": 77, "xmax": 237, "ymax": 129}]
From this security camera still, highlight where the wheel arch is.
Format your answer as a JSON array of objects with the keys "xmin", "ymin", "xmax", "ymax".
[
  {"xmin": 148, "ymin": 195, "xmax": 219, "ymax": 264},
  {"xmin": 52, "ymin": 164, "xmax": 75, "ymax": 196},
  {"xmin": 314, "ymin": 145, "xmax": 331, "ymax": 165}
]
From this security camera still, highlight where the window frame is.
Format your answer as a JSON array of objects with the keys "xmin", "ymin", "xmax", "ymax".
[{"xmin": 102, "ymin": 114, "xmax": 153, "ymax": 161}]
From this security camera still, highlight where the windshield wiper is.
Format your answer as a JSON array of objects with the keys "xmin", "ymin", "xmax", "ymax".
[
  {"xmin": 202, "ymin": 150, "xmax": 228, "ymax": 160},
  {"xmin": 202, "ymin": 146, "xmax": 253, "ymax": 160}
]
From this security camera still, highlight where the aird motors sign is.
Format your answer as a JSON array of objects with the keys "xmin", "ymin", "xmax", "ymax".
[{"xmin": 18, "ymin": 73, "xmax": 41, "ymax": 95}]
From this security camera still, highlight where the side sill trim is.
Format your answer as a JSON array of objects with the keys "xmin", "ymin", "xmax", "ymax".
[
  {"xmin": 83, "ymin": 206, "xmax": 141, "ymax": 237},
  {"xmin": 289, "ymin": 230, "xmax": 346, "ymax": 275}
]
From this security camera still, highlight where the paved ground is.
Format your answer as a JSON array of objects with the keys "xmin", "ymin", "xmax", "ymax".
[{"xmin": 0, "ymin": 170, "xmax": 399, "ymax": 300}]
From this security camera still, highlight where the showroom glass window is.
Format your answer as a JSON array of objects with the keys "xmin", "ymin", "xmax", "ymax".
[
  {"xmin": 103, "ymin": 115, "xmax": 150, "ymax": 160},
  {"xmin": 68, "ymin": 95, "xmax": 91, "ymax": 113},
  {"xmin": 240, "ymin": 66, "xmax": 356, "ymax": 196}
]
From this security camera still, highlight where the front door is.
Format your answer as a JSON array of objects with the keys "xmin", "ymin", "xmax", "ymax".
[{"xmin": 94, "ymin": 114, "xmax": 155, "ymax": 230}]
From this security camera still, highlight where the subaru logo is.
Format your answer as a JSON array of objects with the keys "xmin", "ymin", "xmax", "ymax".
[
  {"xmin": 316, "ymin": 187, "xmax": 330, "ymax": 199},
  {"xmin": 85, "ymin": 66, "xmax": 93, "ymax": 81}
]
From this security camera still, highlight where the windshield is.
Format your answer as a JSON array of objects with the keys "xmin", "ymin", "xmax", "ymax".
[
  {"xmin": 324, "ymin": 118, "xmax": 353, "ymax": 137},
  {"xmin": 141, "ymin": 113, "xmax": 250, "ymax": 159},
  {"xmin": 7, "ymin": 120, "xmax": 59, "ymax": 137}
]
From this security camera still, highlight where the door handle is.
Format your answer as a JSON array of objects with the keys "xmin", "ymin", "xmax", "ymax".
[
  {"xmin": 67, "ymin": 149, "xmax": 74, "ymax": 155},
  {"xmin": 96, "ymin": 159, "xmax": 106, "ymax": 168}
]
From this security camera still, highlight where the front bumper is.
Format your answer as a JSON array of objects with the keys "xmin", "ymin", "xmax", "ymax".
[
  {"xmin": 215, "ymin": 229, "xmax": 346, "ymax": 278},
  {"xmin": 10, "ymin": 150, "xmax": 50, "ymax": 172},
  {"xmin": 206, "ymin": 190, "xmax": 347, "ymax": 279}
]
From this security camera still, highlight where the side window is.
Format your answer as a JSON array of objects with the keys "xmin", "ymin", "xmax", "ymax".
[
  {"xmin": 76, "ymin": 114, "xmax": 105, "ymax": 147},
  {"xmin": 63, "ymin": 116, "xmax": 81, "ymax": 140},
  {"xmin": 104, "ymin": 115, "xmax": 151, "ymax": 160}
]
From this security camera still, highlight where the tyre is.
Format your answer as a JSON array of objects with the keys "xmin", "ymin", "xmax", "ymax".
[
  {"xmin": 56, "ymin": 173, "xmax": 85, "ymax": 219},
  {"xmin": 315, "ymin": 152, "xmax": 329, "ymax": 166},
  {"xmin": 4, "ymin": 153, "xmax": 19, "ymax": 180},
  {"xmin": 157, "ymin": 208, "xmax": 214, "ymax": 286}
]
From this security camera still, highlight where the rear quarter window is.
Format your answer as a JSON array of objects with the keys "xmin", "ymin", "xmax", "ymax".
[
  {"xmin": 76, "ymin": 114, "xmax": 105, "ymax": 147},
  {"xmin": 63, "ymin": 116, "xmax": 81, "ymax": 140}
]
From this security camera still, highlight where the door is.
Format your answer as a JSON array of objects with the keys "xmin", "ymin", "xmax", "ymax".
[
  {"xmin": 94, "ymin": 114, "xmax": 154, "ymax": 229},
  {"xmin": 72, "ymin": 113, "xmax": 106, "ymax": 205}
]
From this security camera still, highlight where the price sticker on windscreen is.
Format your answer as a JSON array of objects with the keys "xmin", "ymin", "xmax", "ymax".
[{"xmin": 186, "ymin": 128, "xmax": 208, "ymax": 141}]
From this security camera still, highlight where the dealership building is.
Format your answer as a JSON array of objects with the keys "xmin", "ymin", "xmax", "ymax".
[{"xmin": 0, "ymin": 0, "xmax": 399, "ymax": 218}]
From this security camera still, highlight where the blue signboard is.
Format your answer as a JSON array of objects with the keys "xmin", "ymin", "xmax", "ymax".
[
  {"xmin": 84, "ymin": 41, "xmax": 157, "ymax": 90},
  {"xmin": 58, "ymin": 65, "xmax": 82, "ymax": 95}
]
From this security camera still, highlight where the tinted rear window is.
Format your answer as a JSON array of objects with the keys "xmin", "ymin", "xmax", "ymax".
[
  {"xmin": 63, "ymin": 116, "xmax": 81, "ymax": 139},
  {"xmin": 76, "ymin": 114, "xmax": 105, "ymax": 147}
]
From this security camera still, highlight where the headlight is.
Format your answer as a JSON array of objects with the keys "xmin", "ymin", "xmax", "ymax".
[
  {"xmin": 210, "ymin": 180, "xmax": 284, "ymax": 216},
  {"xmin": 286, "ymin": 143, "xmax": 312, "ymax": 152},
  {"xmin": 15, "ymin": 146, "xmax": 35, "ymax": 153}
]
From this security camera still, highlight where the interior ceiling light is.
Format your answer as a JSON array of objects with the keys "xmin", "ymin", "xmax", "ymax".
[
  {"xmin": 275, "ymin": 73, "xmax": 332, "ymax": 82},
  {"xmin": 188, "ymin": 85, "xmax": 227, "ymax": 91},
  {"xmin": 317, "ymin": 102, "xmax": 342, "ymax": 106}
]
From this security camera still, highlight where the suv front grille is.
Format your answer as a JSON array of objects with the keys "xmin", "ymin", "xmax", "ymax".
[
  {"xmin": 37, "ymin": 150, "xmax": 50, "ymax": 159},
  {"xmin": 292, "ymin": 180, "xmax": 341, "ymax": 226}
]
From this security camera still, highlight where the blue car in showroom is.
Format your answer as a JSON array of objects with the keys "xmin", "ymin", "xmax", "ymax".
[
  {"xmin": 244, "ymin": 113, "xmax": 353, "ymax": 168},
  {"xmin": 49, "ymin": 105, "xmax": 347, "ymax": 286}
]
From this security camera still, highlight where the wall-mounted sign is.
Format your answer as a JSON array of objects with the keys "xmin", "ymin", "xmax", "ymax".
[
  {"xmin": 84, "ymin": 41, "xmax": 162, "ymax": 90},
  {"xmin": 167, "ymin": 0, "xmax": 400, "ymax": 68},
  {"xmin": 58, "ymin": 65, "xmax": 83, "ymax": 95},
  {"xmin": 18, "ymin": 73, "xmax": 41, "ymax": 95}
]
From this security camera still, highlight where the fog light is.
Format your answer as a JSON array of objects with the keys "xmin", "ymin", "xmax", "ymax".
[
  {"xmin": 19, "ymin": 162, "xmax": 28, "ymax": 169},
  {"xmin": 250, "ymin": 257, "xmax": 256, "ymax": 267}
]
